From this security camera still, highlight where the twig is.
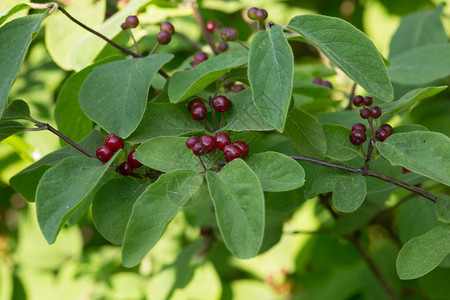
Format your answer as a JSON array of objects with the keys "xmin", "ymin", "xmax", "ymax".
[
  {"xmin": 149, "ymin": 43, "xmax": 160, "ymax": 56},
  {"xmin": 363, "ymin": 139, "xmax": 374, "ymax": 171},
  {"xmin": 128, "ymin": 29, "xmax": 141, "ymax": 55},
  {"xmin": 198, "ymin": 156, "xmax": 207, "ymax": 172},
  {"xmin": 188, "ymin": 0, "xmax": 219, "ymax": 55},
  {"xmin": 236, "ymin": 40, "xmax": 249, "ymax": 50},
  {"xmin": 346, "ymin": 83, "xmax": 357, "ymax": 110}
]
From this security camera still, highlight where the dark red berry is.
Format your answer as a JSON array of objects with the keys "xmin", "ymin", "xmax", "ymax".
[
  {"xmin": 121, "ymin": 22, "xmax": 128, "ymax": 30},
  {"xmin": 191, "ymin": 105, "xmax": 208, "ymax": 121},
  {"xmin": 380, "ymin": 124, "xmax": 393, "ymax": 136},
  {"xmin": 376, "ymin": 128, "xmax": 389, "ymax": 142},
  {"xmin": 212, "ymin": 95, "xmax": 231, "ymax": 112},
  {"xmin": 118, "ymin": 162, "xmax": 133, "ymax": 176},
  {"xmin": 218, "ymin": 41, "xmax": 229, "ymax": 52},
  {"xmin": 255, "ymin": 9, "xmax": 268, "ymax": 21},
  {"xmin": 206, "ymin": 21, "xmax": 217, "ymax": 33},
  {"xmin": 313, "ymin": 78, "xmax": 323, "ymax": 85},
  {"xmin": 223, "ymin": 81, "xmax": 235, "ymax": 89},
  {"xmin": 186, "ymin": 136, "xmax": 200, "ymax": 149},
  {"xmin": 221, "ymin": 27, "xmax": 239, "ymax": 42},
  {"xmin": 370, "ymin": 106, "xmax": 382, "ymax": 119},
  {"xmin": 160, "ymin": 22, "xmax": 175, "ymax": 35},
  {"xmin": 157, "ymin": 30, "xmax": 172, "ymax": 45},
  {"xmin": 126, "ymin": 16, "xmax": 139, "ymax": 28},
  {"xmin": 349, "ymin": 130, "xmax": 367, "ymax": 146},
  {"xmin": 322, "ymin": 81, "xmax": 333, "ymax": 89},
  {"xmin": 104, "ymin": 134, "xmax": 124, "ymax": 152},
  {"xmin": 247, "ymin": 7, "xmax": 258, "ymax": 20},
  {"xmin": 360, "ymin": 108, "xmax": 370, "ymax": 119},
  {"xmin": 223, "ymin": 144, "xmax": 242, "ymax": 162},
  {"xmin": 234, "ymin": 84, "xmax": 246, "ymax": 92},
  {"xmin": 192, "ymin": 142, "xmax": 207, "ymax": 156},
  {"xmin": 189, "ymin": 61, "xmax": 200, "ymax": 68},
  {"xmin": 127, "ymin": 150, "xmax": 142, "ymax": 168},
  {"xmin": 363, "ymin": 96, "xmax": 373, "ymax": 106},
  {"xmin": 352, "ymin": 123, "xmax": 367, "ymax": 132},
  {"xmin": 233, "ymin": 141, "xmax": 249, "ymax": 157},
  {"xmin": 215, "ymin": 132, "xmax": 231, "ymax": 150},
  {"xmin": 188, "ymin": 98, "xmax": 205, "ymax": 111},
  {"xmin": 353, "ymin": 95, "xmax": 364, "ymax": 107},
  {"xmin": 96, "ymin": 145, "xmax": 114, "ymax": 163},
  {"xmin": 193, "ymin": 51, "xmax": 208, "ymax": 63},
  {"xmin": 200, "ymin": 135, "xmax": 216, "ymax": 153},
  {"xmin": 200, "ymin": 226, "xmax": 213, "ymax": 236}
]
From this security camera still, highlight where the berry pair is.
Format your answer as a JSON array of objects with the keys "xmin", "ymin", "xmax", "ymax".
[
  {"xmin": 223, "ymin": 81, "xmax": 246, "ymax": 93},
  {"xmin": 313, "ymin": 77, "xmax": 333, "ymax": 89},
  {"xmin": 157, "ymin": 22, "xmax": 175, "ymax": 45},
  {"xmin": 188, "ymin": 96, "xmax": 232, "ymax": 121},
  {"xmin": 352, "ymin": 95, "xmax": 381, "ymax": 119},
  {"xmin": 221, "ymin": 27, "xmax": 239, "ymax": 42},
  {"xmin": 117, "ymin": 150, "xmax": 143, "ymax": 176},
  {"xmin": 96, "ymin": 134, "xmax": 124, "ymax": 162},
  {"xmin": 121, "ymin": 15, "xmax": 139, "ymax": 30},
  {"xmin": 349, "ymin": 123, "xmax": 367, "ymax": 146},
  {"xmin": 189, "ymin": 51, "xmax": 208, "ymax": 68},
  {"xmin": 247, "ymin": 7, "xmax": 268, "ymax": 21},
  {"xmin": 375, "ymin": 124, "xmax": 393, "ymax": 142}
]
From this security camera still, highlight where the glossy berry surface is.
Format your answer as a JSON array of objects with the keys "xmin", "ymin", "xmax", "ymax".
[
  {"xmin": 118, "ymin": 162, "xmax": 133, "ymax": 176},
  {"xmin": 221, "ymin": 27, "xmax": 239, "ymax": 41},
  {"xmin": 352, "ymin": 123, "xmax": 367, "ymax": 132},
  {"xmin": 96, "ymin": 145, "xmax": 114, "ymax": 163},
  {"xmin": 193, "ymin": 51, "xmax": 208, "ymax": 63},
  {"xmin": 200, "ymin": 135, "xmax": 216, "ymax": 153},
  {"xmin": 360, "ymin": 108, "xmax": 370, "ymax": 119},
  {"xmin": 247, "ymin": 7, "xmax": 258, "ymax": 20},
  {"xmin": 127, "ymin": 150, "xmax": 142, "ymax": 168},
  {"xmin": 188, "ymin": 98, "xmax": 205, "ymax": 111},
  {"xmin": 125, "ymin": 16, "xmax": 139, "ymax": 28},
  {"xmin": 370, "ymin": 106, "xmax": 382, "ymax": 119},
  {"xmin": 349, "ymin": 130, "xmax": 367, "ymax": 146},
  {"xmin": 192, "ymin": 142, "xmax": 207, "ymax": 156},
  {"xmin": 234, "ymin": 84, "xmax": 246, "ymax": 92},
  {"xmin": 157, "ymin": 30, "xmax": 172, "ymax": 45},
  {"xmin": 120, "ymin": 22, "xmax": 128, "ymax": 30},
  {"xmin": 218, "ymin": 41, "xmax": 229, "ymax": 52},
  {"xmin": 191, "ymin": 105, "xmax": 208, "ymax": 121},
  {"xmin": 186, "ymin": 136, "xmax": 200, "ymax": 149},
  {"xmin": 223, "ymin": 144, "xmax": 242, "ymax": 162},
  {"xmin": 206, "ymin": 21, "xmax": 217, "ymax": 33},
  {"xmin": 104, "ymin": 134, "xmax": 124, "ymax": 152},
  {"xmin": 376, "ymin": 128, "xmax": 389, "ymax": 142},
  {"xmin": 233, "ymin": 141, "xmax": 249, "ymax": 157},
  {"xmin": 353, "ymin": 95, "xmax": 364, "ymax": 107},
  {"xmin": 160, "ymin": 22, "xmax": 175, "ymax": 35},
  {"xmin": 215, "ymin": 132, "xmax": 231, "ymax": 150},
  {"xmin": 256, "ymin": 9, "xmax": 268, "ymax": 21},
  {"xmin": 363, "ymin": 96, "xmax": 373, "ymax": 106},
  {"xmin": 380, "ymin": 124, "xmax": 393, "ymax": 136},
  {"xmin": 212, "ymin": 95, "xmax": 231, "ymax": 112}
]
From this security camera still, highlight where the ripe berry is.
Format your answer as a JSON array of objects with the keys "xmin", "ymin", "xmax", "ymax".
[
  {"xmin": 218, "ymin": 41, "xmax": 229, "ymax": 52},
  {"xmin": 206, "ymin": 21, "xmax": 217, "ymax": 33},
  {"xmin": 157, "ymin": 30, "xmax": 172, "ymax": 45},
  {"xmin": 223, "ymin": 144, "xmax": 242, "ymax": 162},
  {"xmin": 349, "ymin": 130, "xmax": 367, "ymax": 146},
  {"xmin": 221, "ymin": 27, "xmax": 239, "ymax": 41},
  {"xmin": 191, "ymin": 105, "xmax": 208, "ymax": 121},
  {"xmin": 376, "ymin": 128, "xmax": 389, "ymax": 142},
  {"xmin": 212, "ymin": 95, "xmax": 231, "ymax": 112},
  {"xmin": 370, "ymin": 106, "xmax": 382, "ymax": 119},
  {"xmin": 380, "ymin": 124, "xmax": 393, "ymax": 136},
  {"xmin": 189, "ymin": 61, "xmax": 200, "ymax": 68},
  {"xmin": 104, "ymin": 134, "xmax": 124, "ymax": 152},
  {"xmin": 193, "ymin": 51, "xmax": 208, "ymax": 63},
  {"xmin": 360, "ymin": 108, "xmax": 370, "ymax": 119},
  {"xmin": 160, "ymin": 22, "xmax": 175, "ymax": 35},
  {"xmin": 127, "ymin": 150, "xmax": 142, "ymax": 168},
  {"xmin": 118, "ymin": 162, "xmax": 133, "ymax": 176},
  {"xmin": 313, "ymin": 77, "xmax": 323, "ymax": 85},
  {"xmin": 96, "ymin": 145, "xmax": 114, "ymax": 163},
  {"xmin": 256, "ymin": 9, "xmax": 268, "ymax": 21},
  {"xmin": 121, "ymin": 22, "xmax": 128, "ymax": 30},
  {"xmin": 192, "ymin": 142, "xmax": 207, "ymax": 156},
  {"xmin": 352, "ymin": 123, "xmax": 367, "ymax": 132},
  {"xmin": 200, "ymin": 135, "xmax": 216, "ymax": 153},
  {"xmin": 233, "ymin": 141, "xmax": 249, "ymax": 157},
  {"xmin": 186, "ymin": 136, "xmax": 200, "ymax": 149},
  {"xmin": 188, "ymin": 98, "xmax": 205, "ymax": 111},
  {"xmin": 215, "ymin": 132, "xmax": 231, "ymax": 150},
  {"xmin": 363, "ymin": 96, "xmax": 373, "ymax": 106},
  {"xmin": 125, "ymin": 15, "xmax": 139, "ymax": 28},
  {"xmin": 247, "ymin": 7, "xmax": 258, "ymax": 20},
  {"xmin": 223, "ymin": 81, "xmax": 235, "ymax": 89},
  {"xmin": 234, "ymin": 84, "xmax": 246, "ymax": 92},
  {"xmin": 353, "ymin": 95, "xmax": 364, "ymax": 107},
  {"xmin": 322, "ymin": 81, "xmax": 333, "ymax": 89}
]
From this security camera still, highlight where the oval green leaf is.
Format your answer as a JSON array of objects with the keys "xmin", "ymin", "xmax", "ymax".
[
  {"xmin": 0, "ymin": 121, "xmax": 25, "ymax": 142},
  {"xmin": 323, "ymin": 124, "xmax": 360, "ymax": 161},
  {"xmin": 436, "ymin": 193, "xmax": 450, "ymax": 224},
  {"xmin": 333, "ymin": 173, "xmax": 367, "ymax": 213},
  {"xmin": 1, "ymin": 99, "xmax": 31, "ymax": 121}
]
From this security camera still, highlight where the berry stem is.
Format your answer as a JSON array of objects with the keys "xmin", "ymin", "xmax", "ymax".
[
  {"xmin": 220, "ymin": 112, "xmax": 225, "ymax": 128},
  {"xmin": 209, "ymin": 97, "xmax": 219, "ymax": 130},
  {"xmin": 367, "ymin": 117, "xmax": 375, "ymax": 141},
  {"xmin": 213, "ymin": 151, "xmax": 220, "ymax": 170},
  {"xmin": 149, "ymin": 43, "xmax": 160, "ymax": 55},
  {"xmin": 203, "ymin": 119, "xmax": 214, "ymax": 132},
  {"xmin": 346, "ymin": 83, "xmax": 357, "ymax": 110},
  {"xmin": 363, "ymin": 139, "xmax": 375, "ymax": 171},
  {"xmin": 198, "ymin": 156, "xmax": 207, "ymax": 172},
  {"xmin": 256, "ymin": 21, "xmax": 260, "ymax": 32},
  {"xmin": 189, "ymin": 0, "xmax": 219, "ymax": 55},
  {"xmin": 174, "ymin": 32, "xmax": 203, "ymax": 50},
  {"xmin": 359, "ymin": 144, "xmax": 367, "ymax": 158},
  {"xmin": 128, "ymin": 29, "xmax": 141, "ymax": 56},
  {"xmin": 236, "ymin": 40, "xmax": 249, "ymax": 50}
]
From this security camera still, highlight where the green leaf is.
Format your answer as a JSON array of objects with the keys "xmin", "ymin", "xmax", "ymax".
[
  {"xmin": 92, "ymin": 177, "xmax": 147, "ymax": 245},
  {"xmin": 221, "ymin": 89, "xmax": 274, "ymax": 132},
  {"xmin": 377, "ymin": 131, "xmax": 450, "ymax": 186},
  {"xmin": 397, "ymin": 224, "xmax": 450, "ymax": 280},
  {"xmin": 135, "ymin": 136, "xmax": 214, "ymax": 173},
  {"xmin": 206, "ymin": 159, "xmax": 264, "ymax": 258},
  {"xmin": 323, "ymin": 124, "xmax": 360, "ymax": 161},
  {"xmin": 389, "ymin": 4, "xmax": 447, "ymax": 58},
  {"xmin": 302, "ymin": 163, "xmax": 348, "ymax": 199},
  {"xmin": 287, "ymin": 15, "xmax": 393, "ymax": 101},
  {"xmin": 0, "ymin": 121, "xmax": 25, "ymax": 142},
  {"xmin": 79, "ymin": 54, "xmax": 173, "ymax": 138},
  {"xmin": 168, "ymin": 51, "xmax": 248, "ymax": 103},
  {"xmin": 293, "ymin": 82, "xmax": 332, "ymax": 98},
  {"xmin": 436, "ymin": 193, "xmax": 450, "ymax": 224},
  {"xmin": 0, "ymin": 13, "xmax": 46, "ymax": 114},
  {"xmin": 284, "ymin": 107, "xmax": 327, "ymax": 159},
  {"xmin": 1, "ymin": 99, "xmax": 31, "ymax": 121},
  {"xmin": 0, "ymin": 3, "xmax": 29, "ymax": 26},
  {"xmin": 388, "ymin": 44, "xmax": 450, "ymax": 85},
  {"xmin": 333, "ymin": 174, "xmax": 366, "ymax": 213},
  {"xmin": 127, "ymin": 103, "xmax": 204, "ymax": 143},
  {"xmin": 36, "ymin": 152, "xmax": 119, "ymax": 244},
  {"xmin": 248, "ymin": 26, "xmax": 294, "ymax": 132},
  {"xmin": 122, "ymin": 170, "xmax": 204, "ymax": 267},
  {"xmin": 244, "ymin": 151, "xmax": 305, "ymax": 192}
]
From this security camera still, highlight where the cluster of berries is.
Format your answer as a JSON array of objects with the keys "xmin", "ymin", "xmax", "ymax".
[
  {"xmin": 188, "ymin": 96, "xmax": 231, "ymax": 121},
  {"xmin": 313, "ymin": 77, "xmax": 333, "ymax": 89},
  {"xmin": 186, "ymin": 132, "xmax": 249, "ymax": 162},
  {"xmin": 247, "ymin": 7, "xmax": 268, "ymax": 21},
  {"xmin": 120, "ymin": 15, "xmax": 139, "ymax": 30},
  {"xmin": 95, "ymin": 134, "xmax": 142, "ymax": 176},
  {"xmin": 157, "ymin": 21, "xmax": 175, "ymax": 45},
  {"xmin": 189, "ymin": 51, "xmax": 208, "ymax": 68},
  {"xmin": 205, "ymin": 20, "xmax": 229, "ymax": 52}
]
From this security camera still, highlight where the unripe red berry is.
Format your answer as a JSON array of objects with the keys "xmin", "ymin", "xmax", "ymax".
[
  {"xmin": 221, "ymin": 27, "xmax": 239, "ymax": 41},
  {"xmin": 206, "ymin": 20, "xmax": 217, "ymax": 33},
  {"xmin": 193, "ymin": 51, "xmax": 208, "ymax": 63},
  {"xmin": 234, "ymin": 84, "xmax": 246, "ymax": 92},
  {"xmin": 125, "ymin": 15, "xmax": 139, "ymax": 28},
  {"xmin": 363, "ymin": 96, "xmax": 373, "ymax": 106},
  {"xmin": 223, "ymin": 81, "xmax": 235, "ymax": 89},
  {"xmin": 255, "ymin": 9, "xmax": 268, "ymax": 21},
  {"xmin": 215, "ymin": 132, "xmax": 231, "ymax": 150},
  {"xmin": 247, "ymin": 7, "xmax": 258, "ymax": 20},
  {"xmin": 353, "ymin": 95, "xmax": 364, "ymax": 107},
  {"xmin": 233, "ymin": 141, "xmax": 249, "ymax": 157},
  {"xmin": 188, "ymin": 98, "xmax": 205, "ymax": 112},
  {"xmin": 360, "ymin": 108, "xmax": 370, "ymax": 119},
  {"xmin": 380, "ymin": 124, "xmax": 393, "ymax": 136},
  {"xmin": 218, "ymin": 41, "xmax": 229, "ymax": 52},
  {"xmin": 105, "ymin": 134, "xmax": 124, "ymax": 152},
  {"xmin": 160, "ymin": 22, "xmax": 175, "ymax": 35},
  {"xmin": 96, "ymin": 145, "xmax": 114, "ymax": 163},
  {"xmin": 186, "ymin": 136, "xmax": 200, "ymax": 149},
  {"xmin": 127, "ymin": 150, "xmax": 143, "ymax": 168},
  {"xmin": 157, "ymin": 30, "xmax": 172, "ymax": 45},
  {"xmin": 376, "ymin": 128, "xmax": 389, "ymax": 142},
  {"xmin": 313, "ymin": 77, "xmax": 323, "ymax": 85},
  {"xmin": 349, "ymin": 130, "xmax": 367, "ymax": 146},
  {"xmin": 191, "ymin": 105, "xmax": 208, "ymax": 121},
  {"xmin": 223, "ymin": 144, "xmax": 242, "ymax": 162},
  {"xmin": 121, "ymin": 22, "xmax": 128, "ymax": 30},
  {"xmin": 189, "ymin": 61, "xmax": 200, "ymax": 68},
  {"xmin": 200, "ymin": 135, "xmax": 216, "ymax": 153},
  {"xmin": 370, "ymin": 106, "xmax": 382, "ymax": 119},
  {"xmin": 192, "ymin": 142, "xmax": 207, "ymax": 156},
  {"xmin": 212, "ymin": 95, "xmax": 231, "ymax": 112},
  {"xmin": 118, "ymin": 162, "xmax": 133, "ymax": 176}
]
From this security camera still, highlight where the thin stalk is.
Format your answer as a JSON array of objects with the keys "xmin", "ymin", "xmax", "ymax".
[
  {"xmin": 189, "ymin": 0, "xmax": 219, "ymax": 55},
  {"xmin": 128, "ymin": 29, "xmax": 141, "ymax": 55},
  {"xmin": 346, "ymin": 83, "xmax": 357, "ymax": 110},
  {"xmin": 198, "ymin": 156, "xmax": 207, "ymax": 172},
  {"xmin": 149, "ymin": 43, "xmax": 160, "ymax": 56}
]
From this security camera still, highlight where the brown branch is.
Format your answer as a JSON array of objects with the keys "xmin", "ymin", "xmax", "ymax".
[
  {"xmin": 189, "ymin": 1, "xmax": 219, "ymax": 55},
  {"xmin": 346, "ymin": 82, "xmax": 357, "ymax": 110}
]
